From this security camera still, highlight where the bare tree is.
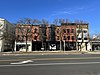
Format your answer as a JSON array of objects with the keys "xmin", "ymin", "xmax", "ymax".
[
  {"xmin": 16, "ymin": 18, "xmax": 32, "ymax": 52},
  {"xmin": 52, "ymin": 18, "xmax": 65, "ymax": 51},
  {"xmin": 33, "ymin": 19, "xmax": 41, "ymax": 25},
  {"xmin": 53, "ymin": 18, "xmax": 59, "ymax": 25},
  {"xmin": 59, "ymin": 19, "xmax": 65, "ymax": 24},
  {"xmin": 66, "ymin": 19, "xmax": 69, "ymax": 23},
  {"xmin": 17, "ymin": 18, "xmax": 33, "ymax": 24},
  {"xmin": 40, "ymin": 19, "xmax": 48, "ymax": 50},
  {"xmin": 0, "ymin": 27, "xmax": 15, "ymax": 52},
  {"xmin": 41, "ymin": 19, "xmax": 48, "ymax": 25}
]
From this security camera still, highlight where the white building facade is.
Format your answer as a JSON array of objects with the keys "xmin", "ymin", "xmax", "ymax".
[
  {"xmin": 76, "ymin": 24, "xmax": 91, "ymax": 51},
  {"xmin": 0, "ymin": 18, "xmax": 15, "ymax": 52}
]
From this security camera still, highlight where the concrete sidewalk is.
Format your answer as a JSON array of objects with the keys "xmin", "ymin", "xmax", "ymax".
[
  {"xmin": 0, "ymin": 50, "xmax": 81, "ymax": 56},
  {"xmin": 86, "ymin": 50, "xmax": 100, "ymax": 54},
  {"xmin": 0, "ymin": 50, "xmax": 100, "ymax": 56}
]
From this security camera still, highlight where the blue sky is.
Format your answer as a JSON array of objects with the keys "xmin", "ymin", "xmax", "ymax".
[{"xmin": 0, "ymin": 0, "xmax": 100, "ymax": 35}]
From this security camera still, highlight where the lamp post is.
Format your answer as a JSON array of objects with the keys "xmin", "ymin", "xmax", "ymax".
[
  {"xmin": 60, "ymin": 27, "xmax": 62, "ymax": 51},
  {"xmin": 64, "ymin": 40, "xmax": 65, "ymax": 52}
]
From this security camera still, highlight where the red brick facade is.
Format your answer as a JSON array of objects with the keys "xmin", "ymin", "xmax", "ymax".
[
  {"xmin": 61, "ymin": 24, "xmax": 76, "ymax": 42},
  {"xmin": 55, "ymin": 26, "xmax": 61, "ymax": 41},
  {"xmin": 31, "ymin": 25, "xmax": 40, "ymax": 41},
  {"xmin": 46, "ymin": 25, "xmax": 49, "ymax": 41},
  {"xmin": 16, "ymin": 24, "xmax": 50, "ymax": 42},
  {"xmin": 16, "ymin": 25, "xmax": 32, "ymax": 42},
  {"xmin": 55, "ymin": 24, "xmax": 76, "ymax": 42},
  {"xmin": 15, "ymin": 23, "xmax": 89, "ymax": 51}
]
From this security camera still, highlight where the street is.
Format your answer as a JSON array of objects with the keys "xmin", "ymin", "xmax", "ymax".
[{"xmin": 0, "ymin": 54, "xmax": 100, "ymax": 75}]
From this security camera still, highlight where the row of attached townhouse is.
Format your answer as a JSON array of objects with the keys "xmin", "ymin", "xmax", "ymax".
[
  {"xmin": 0, "ymin": 18, "xmax": 93, "ymax": 52},
  {"xmin": 14, "ymin": 22, "xmax": 91, "ymax": 52}
]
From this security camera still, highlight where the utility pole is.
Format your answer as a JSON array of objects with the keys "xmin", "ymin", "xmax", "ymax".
[
  {"xmin": 64, "ymin": 40, "xmax": 65, "ymax": 52},
  {"xmin": 60, "ymin": 27, "xmax": 62, "ymax": 51}
]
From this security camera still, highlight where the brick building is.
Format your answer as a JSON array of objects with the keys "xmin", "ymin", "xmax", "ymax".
[
  {"xmin": 15, "ymin": 22, "xmax": 91, "ymax": 52},
  {"xmin": 15, "ymin": 24, "xmax": 50, "ymax": 52},
  {"xmin": 15, "ymin": 24, "xmax": 32, "ymax": 52},
  {"xmin": 55, "ymin": 26, "xmax": 61, "ymax": 50},
  {"xmin": 61, "ymin": 23, "xmax": 76, "ymax": 50}
]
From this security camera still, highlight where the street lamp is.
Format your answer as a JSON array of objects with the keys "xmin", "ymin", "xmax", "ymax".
[{"xmin": 64, "ymin": 39, "xmax": 65, "ymax": 52}]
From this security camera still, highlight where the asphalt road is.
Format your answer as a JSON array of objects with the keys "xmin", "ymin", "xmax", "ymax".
[{"xmin": 0, "ymin": 54, "xmax": 100, "ymax": 75}]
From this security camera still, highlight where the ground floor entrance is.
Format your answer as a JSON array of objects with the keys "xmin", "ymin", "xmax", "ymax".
[
  {"xmin": 56, "ymin": 41, "xmax": 76, "ymax": 51},
  {"xmin": 15, "ymin": 41, "xmax": 77, "ymax": 52}
]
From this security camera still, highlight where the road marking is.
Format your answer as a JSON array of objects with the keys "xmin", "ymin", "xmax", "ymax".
[
  {"xmin": 10, "ymin": 60, "xmax": 33, "ymax": 65},
  {"xmin": 0, "ymin": 62, "xmax": 100, "ymax": 67}
]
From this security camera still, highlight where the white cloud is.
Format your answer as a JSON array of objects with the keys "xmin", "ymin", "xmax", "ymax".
[
  {"xmin": 60, "ymin": 11, "xmax": 72, "ymax": 14},
  {"xmin": 51, "ymin": 10, "xmax": 72, "ymax": 16},
  {"xmin": 51, "ymin": 7, "xmax": 85, "ymax": 16}
]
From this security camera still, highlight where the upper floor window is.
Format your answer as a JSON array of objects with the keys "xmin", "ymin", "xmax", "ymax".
[
  {"xmin": 72, "ymin": 36, "xmax": 74, "ymax": 40},
  {"xmin": 57, "ymin": 29, "xmax": 59, "ymax": 33},
  {"xmin": 57, "ymin": 36, "xmax": 60, "ymax": 40},
  {"xmin": 83, "ymin": 30, "xmax": 87, "ymax": 33},
  {"xmin": 63, "ymin": 36, "xmax": 66, "ymax": 40},
  {"xmin": 17, "ymin": 35, "xmax": 20, "ymax": 41},
  {"xmin": 18, "ymin": 28, "xmax": 21, "ymax": 33},
  {"xmin": 34, "ymin": 36, "xmax": 38, "ymax": 40},
  {"xmin": 63, "ymin": 29, "xmax": 66, "ymax": 33},
  {"xmin": 84, "ymin": 38, "xmax": 88, "ymax": 40},
  {"xmin": 67, "ymin": 29, "xmax": 70, "ymax": 33},
  {"xmin": 67, "ymin": 36, "xmax": 70, "ymax": 40},
  {"xmin": 18, "ymin": 35, "xmax": 20, "ymax": 38},
  {"xmin": 0, "ymin": 30, "xmax": 3, "ymax": 35},
  {"xmin": 34, "ymin": 28, "xmax": 37, "ymax": 33},
  {"xmin": 71, "ymin": 29, "xmax": 74, "ymax": 33},
  {"xmin": 78, "ymin": 38, "xmax": 82, "ymax": 40},
  {"xmin": 77, "ymin": 30, "xmax": 81, "ymax": 33},
  {"xmin": 27, "ymin": 28, "xmax": 31, "ymax": 33}
]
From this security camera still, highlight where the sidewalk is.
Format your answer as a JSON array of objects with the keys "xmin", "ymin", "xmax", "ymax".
[
  {"xmin": 86, "ymin": 50, "xmax": 100, "ymax": 54},
  {"xmin": 0, "ymin": 50, "xmax": 100, "ymax": 56},
  {"xmin": 0, "ymin": 50, "xmax": 81, "ymax": 56}
]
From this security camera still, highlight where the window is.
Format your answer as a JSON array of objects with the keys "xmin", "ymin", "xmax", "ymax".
[
  {"xmin": 27, "ymin": 28, "xmax": 31, "ymax": 33},
  {"xmin": 21, "ymin": 35, "xmax": 25, "ymax": 41},
  {"xmin": 78, "ymin": 38, "xmax": 82, "ymax": 40},
  {"xmin": 71, "ymin": 29, "xmax": 74, "ymax": 33},
  {"xmin": 0, "ymin": 30, "xmax": 3, "ymax": 35},
  {"xmin": 67, "ymin": 36, "xmax": 70, "ymax": 40},
  {"xmin": 17, "ymin": 35, "xmax": 20, "ymax": 39},
  {"xmin": 63, "ymin": 36, "xmax": 66, "ymax": 40},
  {"xmin": 72, "ymin": 36, "xmax": 74, "ymax": 40},
  {"xmin": 34, "ymin": 28, "xmax": 37, "ymax": 33},
  {"xmin": 67, "ymin": 29, "xmax": 70, "ymax": 33},
  {"xmin": 57, "ymin": 36, "xmax": 59, "ymax": 40},
  {"xmin": 77, "ymin": 30, "xmax": 81, "ymax": 33},
  {"xmin": 18, "ymin": 28, "xmax": 21, "ymax": 33},
  {"xmin": 34, "ymin": 36, "xmax": 38, "ymax": 40},
  {"xmin": 63, "ymin": 29, "xmax": 66, "ymax": 33},
  {"xmin": 57, "ymin": 29, "xmax": 59, "ymax": 33},
  {"xmin": 83, "ymin": 30, "xmax": 87, "ymax": 33},
  {"xmin": 84, "ymin": 38, "xmax": 88, "ymax": 40},
  {"xmin": 17, "ymin": 35, "xmax": 20, "ymax": 41}
]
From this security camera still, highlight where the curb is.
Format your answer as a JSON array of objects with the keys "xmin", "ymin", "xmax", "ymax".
[
  {"xmin": 0, "ymin": 51, "xmax": 82, "ymax": 56},
  {"xmin": 1, "ymin": 51, "xmax": 100, "ymax": 56}
]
